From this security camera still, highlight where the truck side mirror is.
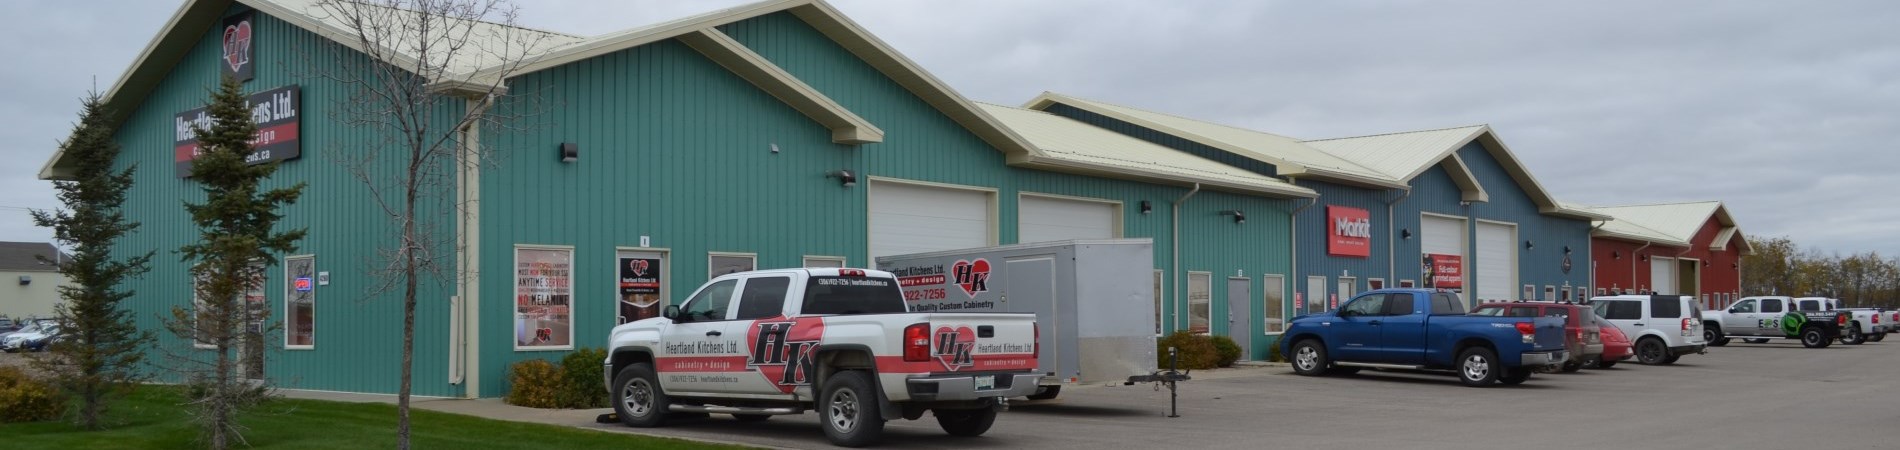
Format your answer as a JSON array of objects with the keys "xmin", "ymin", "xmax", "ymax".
[{"xmin": 663, "ymin": 305, "xmax": 681, "ymax": 321}]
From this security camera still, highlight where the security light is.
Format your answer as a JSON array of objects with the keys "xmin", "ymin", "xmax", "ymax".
[
  {"xmin": 1220, "ymin": 210, "xmax": 1245, "ymax": 224},
  {"xmin": 826, "ymin": 169, "xmax": 856, "ymax": 188}
]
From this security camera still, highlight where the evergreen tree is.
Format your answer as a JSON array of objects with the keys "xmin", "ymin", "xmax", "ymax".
[
  {"xmin": 29, "ymin": 93, "xmax": 155, "ymax": 429},
  {"xmin": 165, "ymin": 76, "xmax": 306, "ymax": 449}
]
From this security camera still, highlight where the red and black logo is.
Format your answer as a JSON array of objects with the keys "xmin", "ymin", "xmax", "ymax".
[
  {"xmin": 747, "ymin": 318, "xmax": 824, "ymax": 393},
  {"xmin": 221, "ymin": 12, "xmax": 255, "ymax": 82},
  {"xmin": 935, "ymin": 326, "xmax": 976, "ymax": 371},
  {"xmin": 951, "ymin": 259, "xmax": 990, "ymax": 298}
]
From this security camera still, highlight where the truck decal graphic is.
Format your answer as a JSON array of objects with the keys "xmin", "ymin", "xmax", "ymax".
[
  {"xmin": 951, "ymin": 259, "xmax": 991, "ymax": 298},
  {"xmin": 935, "ymin": 325, "xmax": 977, "ymax": 371},
  {"xmin": 746, "ymin": 317, "xmax": 825, "ymax": 393}
]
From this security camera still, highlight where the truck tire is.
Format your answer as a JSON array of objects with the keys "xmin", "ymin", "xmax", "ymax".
[
  {"xmin": 1560, "ymin": 359, "xmax": 1583, "ymax": 373},
  {"xmin": 1499, "ymin": 368, "xmax": 1532, "ymax": 385},
  {"xmin": 935, "ymin": 407, "xmax": 998, "ymax": 437},
  {"xmin": 1635, "ymin": 338, "xmax": 1670, "ymax": 365},
  {"xmin": 732, "ymin": 414, "xmax": 771, "ymax": 422},
  {"xmin": 819, "ymin": 370, "xmax": 885, "ymax": 447},
  {"xmin": 1872, "ymin": 333, "xmax": 1887, "ymax": 342},
  {"xmin": 1025, "ymin": 386, "xmax": 1061, "ymax": 400},
  {"xmin": 1705, "ymin": 325, "xmax": 1729, "ymax": 347},
  {"xmin": 612, "ymin": 363, "xmax": 670, "ymax": 428},
  {"xmin": 1842, "ymin": 325, "xmax": 1866, "ymax": 345},
  {"xmin": 1800, "ymin": 326, "xmax": 1832, "ymax": 348},
  {"xmin": 1456, "ymin": 347, "xmax": 1501, "ymax": 387},
  {"xmin": 1290, "ymin": 340, "xmax": 1329, "ymax": 377}
]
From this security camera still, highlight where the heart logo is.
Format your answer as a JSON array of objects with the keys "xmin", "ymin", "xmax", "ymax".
[
  {"xmin": 222, "ymin": 20, "xmax": 253, "ymax": 73},
  {"xmin": 629, "ymin": 259, "xmax": 649, "ymax": 276},
  {"xmin": 950, "ymin": 259, "xmax": 991, "ymax": 298},
  {"xmin": 933, "ymin": 325, "xmax": 976, "ymax": 371}
]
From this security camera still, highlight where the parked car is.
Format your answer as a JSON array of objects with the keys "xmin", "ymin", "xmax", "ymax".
[
  {"xmin": 1592, "ymin": 317, "xmax": 1633, "ymax": 368},
  {"xmin": 20, "ymin": 325, "xmax": 62, "ymax": 352},
  {"xmin": 1587, "ymin": 295, "xmax": 1709, "ymax": 364},
  {"xmin": 1, "ymin": 319, "xmax": 58, "ymax": 353},
  {"xmin": 0, "ymin": 317, "xmax": 20, "ymax": 334},
  {"xmin": 1281, "ymin": 289, "xmax": 1569, "ymax": 387},
  {"xmin": 1700, "ymin": 296, "xmax": 1848, "ymax": 348},
  {"xmin": 605, "ymin": 268, "xmax": 1042, "ymax": 447},
  {"xmin": 1470, "ymin": 301, "xmax": 1603, "ymax": 373}
]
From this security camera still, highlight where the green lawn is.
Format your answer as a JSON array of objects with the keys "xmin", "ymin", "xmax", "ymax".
[{"xmin": 0, "ymin": 387, "xmax": 745, "ymax": 449}]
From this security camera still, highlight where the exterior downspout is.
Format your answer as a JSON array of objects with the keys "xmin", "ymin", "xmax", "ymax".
[
  {"xmin": 1385, "ymin": 189, "xmax": 1412, "ymax": 284},
  {"xmin": 1588, "ymin": 221, "xmax": 1607, "ymax": 296},
  {"xmin": 1632, "ymin": 242, "xmax": 1651, "ymax": 293},
  {"xmin": 1171, "ymin": 183, "xmax": 1200, "ymax": 333},
  {"xmin": 1289, "ymin": 179, "xmax": 1317, "ymax": 315},
  {"xmin": 455, "ymin": 93, "xmax": 496, "ymax": 397}
]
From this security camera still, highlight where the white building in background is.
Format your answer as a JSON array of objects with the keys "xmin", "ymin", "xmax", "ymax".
[{"xmin": 0, "ymin": 242, "xmax": 69, "ymax": 319}]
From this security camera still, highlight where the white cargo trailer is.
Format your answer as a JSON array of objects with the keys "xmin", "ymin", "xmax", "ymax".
[{"xmin": 877, "ymin": 239, "xmax": 1174, "ymax": 400}]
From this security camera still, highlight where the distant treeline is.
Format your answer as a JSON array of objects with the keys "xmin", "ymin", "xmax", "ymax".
[{"xmin": 1742, "ymin": 237, "xmax": 1898, "ymax": 309}]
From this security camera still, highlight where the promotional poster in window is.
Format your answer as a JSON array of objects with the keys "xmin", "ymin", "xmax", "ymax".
[
  {"xmin": 516, "ymin": 248, "xmax": 573, "ymax": 348},
  {"xmin": 619, "ymin": 257, "xmax": 663, "ymax": 324}
]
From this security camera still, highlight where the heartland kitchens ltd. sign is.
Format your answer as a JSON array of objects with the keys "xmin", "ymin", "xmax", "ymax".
[
  {"xmin": 173, "ymin": 85, "xmax": 301, "ymax": 177},
  {"xmin": 1327, "ymin": 205, "xmax": 1372, "ymax": 257}
]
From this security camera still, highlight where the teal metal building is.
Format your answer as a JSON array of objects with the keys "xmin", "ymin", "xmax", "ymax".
[{"xmin": 39, "ymin": 0, "xmax": 1316, "ymax": 397}]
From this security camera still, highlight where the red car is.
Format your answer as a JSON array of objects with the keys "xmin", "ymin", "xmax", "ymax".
[
  {"xmin": 1471, "ymin": 301, "xmax": 1603, "ymax": 372},
  {"xmin": 1594, "ymin": 317, "xmax": 1633, "ymax": 368}
]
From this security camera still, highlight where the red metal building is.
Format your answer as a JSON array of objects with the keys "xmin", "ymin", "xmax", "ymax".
[{"xmin": 1582, "ymin": 202, "xmax": 1751, "ymax": 309}]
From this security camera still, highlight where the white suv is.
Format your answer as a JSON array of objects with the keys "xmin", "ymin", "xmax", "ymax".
[{"xmin": 1588, "ymin": 295, "xmax": 1708, "ymax": 365}]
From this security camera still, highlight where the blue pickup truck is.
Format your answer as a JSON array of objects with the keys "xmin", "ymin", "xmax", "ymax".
[{"xmin": 1279, "ymin": 289, "xmax": 1570, "ymax": 387}]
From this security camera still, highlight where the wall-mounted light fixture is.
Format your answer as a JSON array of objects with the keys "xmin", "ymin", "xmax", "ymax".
[
  {"xmin": 1562, "ymin": 245, "xmax": 1572, "ymax": 255},
  {"xmin": 1640, "ymin": 254, "xmax": 1649, "ymax": 261},
  {"xmin": 1524, "ymin": 240, "xmax": 1535, "ymax": 250},
  {"xmin": 1401, "ymin": 229, "xmax": 1412, "ymax": 239},
  {"xmin": 1140, "ymin": 200, "xmax": 1153, "ymax": 215},
  {"xmin": 1731, "ymin": 262, "xmax": 1738, "ymax": 269},
  {"xmin": 16, "ymin": 275, "xmax": 29, "ymax": 286},
  {"xmin": 1220, "ymin": 210, "xmax": 1246, "ymax": 224},
  {"xmin": 1703, "ymin": 260, "xmax": 1711, "ymax": 267},
  {"xmin": 558, "ymin": 142, "xmax": 578, "ymax": 162},
  {"xmin": 1612, "ymin": 251, "xmax": 1621, "ymax": 259},
  {"xmin": 825, "ymin": 169, "xmax": 857, "ymax": 188}
]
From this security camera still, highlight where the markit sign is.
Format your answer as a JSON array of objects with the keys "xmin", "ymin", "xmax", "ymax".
[
  {"xmin": 174, "ymin": 85, "xmax": 301, "ymax": 177},
  {"xmin": 1327, "ymin": 205, "xmax": 1371, "ymax": 257}
]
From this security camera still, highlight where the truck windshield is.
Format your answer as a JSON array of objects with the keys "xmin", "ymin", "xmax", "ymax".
[{"xmin": 802, "ymin": 276, "xmax": 907, "ymax": 315}]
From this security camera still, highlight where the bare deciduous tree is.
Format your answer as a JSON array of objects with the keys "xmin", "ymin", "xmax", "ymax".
[{"xmin": 305, "ymin": 1, "xmax": 554, "ymax": 447}]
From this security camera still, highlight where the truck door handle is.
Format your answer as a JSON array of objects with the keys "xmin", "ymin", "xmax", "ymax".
[
  {"xmin": 706, "ymin": 331, "xmax": 722, "ymax": 337},
  {"xmin": 1633, "ymin": 323, "xmax": 1643, "ymax": 327}
]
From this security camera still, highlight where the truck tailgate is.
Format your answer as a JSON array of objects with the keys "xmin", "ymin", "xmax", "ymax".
[
  {"xmin": 1532, "ymin": 316, "xmax": 1568, "ymax": 352},
  {"xmin": 913, "ymin": 312, "xmax": 1039, "ymax": 374}
]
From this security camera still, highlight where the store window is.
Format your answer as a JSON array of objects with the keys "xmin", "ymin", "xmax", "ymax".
[
  {"xmin": 515, "ymin": 246, "xmax": 574, "ymax": 350},
  {"xmin": 1188, "ymin": 272, "xmax": 1212, "ymax": 334},
  {"xmin": 1264, "ymin": 275, "xmax": 1286, "ymax": 333},
  {"xmin": 1367, "ymin": 278, "xmax": 1385, "ymax": 291},
  {"xmin": 285, "ymin": 255, "xmax": 316, "ymax": 349},
  {"xmin": 709, "ymin": 252, "xmax": 756, "ymax": 279},
  {"xmin": 1398, "ymin": 279, "xmax": 1416, "ymax": 288}
]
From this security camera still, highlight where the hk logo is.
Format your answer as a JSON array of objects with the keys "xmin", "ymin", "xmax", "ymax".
[
  {"xmin": 222, "ymin": 20, "xmax": 253, "ymax": 73},
  {"xmin": 934, "ymin": 326, "xmax": 976, "ymax": 371},
  {"xmin": 748, "ymin": 319, "xmax": 824, "ymax": 392},
  {"xmin": 628, "ymin": 259, "xmax": 649, "ymax": 276},
  {"xmin": 951, "ymin": 259, "xmax": 990, "ymax": 298}
]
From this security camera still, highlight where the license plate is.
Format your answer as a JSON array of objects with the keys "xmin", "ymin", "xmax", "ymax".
[{"xmin": 975, "ymin": 375, "xmax": 995, "ymax": 390}]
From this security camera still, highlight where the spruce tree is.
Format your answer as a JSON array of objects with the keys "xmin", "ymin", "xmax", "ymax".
[
  {"xmin": 29, "ymin": 93, "xmax": 155, "ymax": 429},
  {"xmin": 166, "ymin": 76, "xmax": 306, "ymax": 449}
]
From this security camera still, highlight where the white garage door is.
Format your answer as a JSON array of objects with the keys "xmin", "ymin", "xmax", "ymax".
[
  {"xmin": 870, "ymin": 181, "xmax": 992, "ymax": 259},
  {"xmin": 1420, "ymin": 214, "xmax": 1466, "ymax": 288},
  {"xmin": 1651, "ymin": 257, "xmax": 1677, "ymax": 294},
  {"xmin": 1475, "ymin": 221, "xmax": 1516, "ymax": 302},
  {"xmin": 1018, "ymin": 195, "xmax": 1116, "ymax": 244}
]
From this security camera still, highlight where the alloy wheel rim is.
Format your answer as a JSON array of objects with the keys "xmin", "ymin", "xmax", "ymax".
[
  {"xmin": 828, "ymin": 389, "xmax": 859, "ymax": 432},
  {"xmin": 1642, "ymin": 342, "xmax": 1662, "ymax": 362},
  {"xmin": 1295, "ymin": 347, "xmax": 1318, "ymax": 371},
  {"xmin": 623, "ymin": 379, "xmax": 653, "ymax": 417},
  {"xmin": 1462, "ymin": 354, "xmax": 1489, "ymax": 380}
]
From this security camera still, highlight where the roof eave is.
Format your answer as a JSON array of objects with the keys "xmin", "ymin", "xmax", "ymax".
[
  {"xmin": 1022, "ymin": 91, "xmax": 1312, "ymax": 174},
  {"xmin": 1013, "ymin": 154, "xmax": 1316, "ymax": 199}
]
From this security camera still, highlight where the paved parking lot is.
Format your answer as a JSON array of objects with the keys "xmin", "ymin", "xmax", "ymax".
[{"xmin": 584, "ymin": 340, "xmax": 1900, "ymax": 449}]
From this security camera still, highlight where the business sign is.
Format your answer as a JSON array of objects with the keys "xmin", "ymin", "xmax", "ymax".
[
  {"xmin": 1326, "ymin": 206, "xmax": 1372, "ymax": 257},
  {"xmin": 1423, "ymin": 254, "xmax": 1463, "ymax": 289},
  {"xmin": 174, "ymin": 85, "xmax": 301, "ymax": 177},
  {"xmin": 618, "ymin": 256, "xmax": 663, "ymax": 324},
  {"xmin": 221, "ymin": 12, "xmax": 256, "ymax": 82}
]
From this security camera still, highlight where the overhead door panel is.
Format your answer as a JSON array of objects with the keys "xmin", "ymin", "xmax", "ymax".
[
  {"xmin": 1651, "ymin": 257, "xmax": 1676, "ymax": 294},
  {"xmin": 1475, "ymin": 222, "xmax": 1515, "ymax": 301},
  {"xmin": 1420, "ymin": 215, "xmax": 1466, "ymax": 291},
  {"xmin": 870, "ymin": 181, "xmax": 990, "ymax": 259},
  {"xmin": 1019, "ymin": 196, "xmax": 1116, "ymax": 244}
]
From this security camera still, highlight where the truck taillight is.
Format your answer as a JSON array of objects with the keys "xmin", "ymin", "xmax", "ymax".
[
  {"xmin": 903, "ymin": 323, "xmax": 930, "ymax": 362},
  {"xmin": 1515, "ymin": 322, "xmax": 1535, "ymax": 344},
  {"xmin": 1839, "ymin": 314, "xmax": 1849, "ymax": 326},
  {"xmin": 1033, "ymin": 323, "xmax": 1040, "ymax": 360},
  {"xmin": 1875, "ymin": 314, "xmax": 1881, "ymax": 325},
  {"xmin": 840, "ymin": 269, "xmax": 865, "ymax": 277}
]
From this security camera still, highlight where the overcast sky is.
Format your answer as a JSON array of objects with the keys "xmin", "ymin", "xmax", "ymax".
[{"xmin": 3, "ymin": 1, "xmax": 1895, "ymax": 257}]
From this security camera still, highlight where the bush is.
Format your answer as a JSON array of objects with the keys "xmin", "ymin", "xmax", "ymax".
[
  {"xmin": 1209, "ymin": 336, "xmax": 1243, "ymax": 367},
  {"xmin": 504, "ymin": 359, "xmax": 562, "ymax": 409},
  {"xmin": 1267, "ymin": 340, "xmax": 1286, "ymax": 363},
  {"xmin": 557, "ymin": 348, "xmax": 609, "ymax": 409},
  {"xmin": 1155, "ymin": 331, "xmax": 1218, "ymax": 370},
  {"xmin": 0, "ymin": 366, "xmax": 66, "ymax": 423}
]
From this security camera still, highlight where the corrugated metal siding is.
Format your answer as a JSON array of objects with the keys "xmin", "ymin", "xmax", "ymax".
[
  {"xmin": 109, "ymin": 7, "xmax": 462, "ymax": 396},
  {"xmin": 1290, "ymin": 182, "xmax": 1395, "ymax": 310},
  {"xmin": 1455, "ymin": 143, "xmax": 1592, "ymax": 299},
  {"xmin": 1395, "ymin": 161, "xmax": 1475, "ymax": 298}
]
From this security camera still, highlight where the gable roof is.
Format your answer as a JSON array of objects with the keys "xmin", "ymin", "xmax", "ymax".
[
  {"xmin": 976, "ymin": 103, "xmax": 1315, "ymax": 199},
  {"xmin": 1304, "ymin": 125, "xmax": 1608, "ymax": 221},
  {"xmin": 0, "ymin": 242, "xmax": 65, "ymax": 272},
  {"xmin": 1576, "ymin": 201, "xmax": 1752, "ymax": 253}
]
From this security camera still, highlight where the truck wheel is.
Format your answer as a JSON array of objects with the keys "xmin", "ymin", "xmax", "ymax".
[
  {"xmin": 1560, "ymin": 359, "xmax": 1583, "ymax": 373},
  {"xmin": 1499, "ymin": 368, "xmax": 1532, "ymax": 385},
  {"xmin": 1705, "ymin": 325, "xmax": 1728, "ymax": 347},
  {"xmin": 1801, "ymin": 327, "xmax": 1832, "ymax": 348},
  {"xmin": 1872, "ymin": 333, "xmax": 1887, "ymax": 342},
  {"xmin": 732, "ymin": 414, "xmax": 771, "ymax": 422},
  {"xmin": 1025, "ymin": 386, "xmax": 1061, "ymax": 400},
  {"xmin": 935, "ymin": 408, "xmax": 997, "ymax": 437},
  {"xmin": 612, "ymin": 363, "xmax": 670, "ymax": 428},
  {"xmin": 1842, "ymin": 325, "xmax": 1865, "ymax": 345},
  {"xmin": 1456, "ymin": 347, "xmax": 1500, "ymax": 387},
  {"xmin": 1636, "ymin": 338, "xmax": 1670, "ymax": 365},
  {"xmin": 1290, "ymin": 340, "xmax": 1329, "ymax": 377},
  {"xmin": 819, "ymin": 370, "xmax": 885, "ymax": 447}
]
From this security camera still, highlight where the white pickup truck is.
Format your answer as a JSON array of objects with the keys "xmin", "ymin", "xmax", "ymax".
[
  {"xmin": 1807, "ymin": 297, "xmax": 1887, "ymax": 345},
  {"xmin": 604, "ymin": 268, "xmax": 1042, "ymax": 447}
]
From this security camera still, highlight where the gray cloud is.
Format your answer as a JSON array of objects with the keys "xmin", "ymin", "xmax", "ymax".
[{"xmin": 6, "ymin": 1, "xmax": 1895, "ymax": 257}]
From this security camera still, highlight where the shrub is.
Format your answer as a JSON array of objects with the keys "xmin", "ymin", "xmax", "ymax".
[
  {"xmin": 1155, "ymin": 331, "xmax": 1218, "ymax": 370},
  {"xmin": 0, "ymin": 366, "xmax": 66, "ymax": 423},
  {"xmin": 558, "ymin": 348, "xmax": 609, "ymax": 409},
  {"xmin": 1267, "ymin": 340, "xmax": 1286, "ymax": 363},
  {"xmin": 1210, "ymin": 336, "xmax": 1243, "ymax": 367},
  {"xmin": 504, "ymin": 359, "xmax": 562, "ymax": 409}
]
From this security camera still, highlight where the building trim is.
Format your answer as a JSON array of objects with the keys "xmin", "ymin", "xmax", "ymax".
[{"xmin": 676, "ymin": 27, "xmax": 884, "ymax": 144}]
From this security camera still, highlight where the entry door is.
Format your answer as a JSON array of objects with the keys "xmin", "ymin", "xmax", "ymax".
[
  {"xmin": 1307, "ymin": 276, "xmax": 1328, "ymax": 314},
  {"xmin": 1337, "ymin": 277, "xmax": 1356, "ymax": 310},
  {"xmin": 1007, "ymin": 257, "xmax": 1061, "ymax": 378},
  {"xmin": 617, "ymin": 250, "xmax": 668, "ymax": 324},
  {"xmin": 1650, "ymin": 257, "xmax": 1677, "ymax": 294},
  {"xmin": 1227, "ymin": 278, "xmax": 1252, "ymax": 360}
]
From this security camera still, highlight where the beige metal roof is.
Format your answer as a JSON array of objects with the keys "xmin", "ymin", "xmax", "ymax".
[
  {"xmin": 256, "ymin": 0, "xmax": 587, "ymax": 76},
  {"xmin": 977, "ymin": 103, "xmax": 1315, "ymax": 198},
  {"xmin": 1301, "ymin": 125, "xmax": 1488, "ymax": 180},
  {"xmin": 1576, "ymin": 201, "xmax": 1750, "ymax": 252}
]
